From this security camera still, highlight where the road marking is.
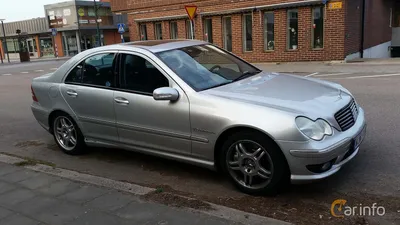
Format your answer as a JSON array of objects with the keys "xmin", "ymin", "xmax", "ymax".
[
  {"xmin": 35, "ymin": 70, "xmax": 44, "ymax": 72},
  {"xmin": 305, "ymin": 72, "xmax": 319, "ymax": 77},
  {"xmin": 314, "ymin": 72, "xmax": 353, "ymax": 77},
  {"xmin": 20, "ymin": 71, "xmax": 29, "ymax": 74},
  {"xmin": 50, "ymin": 68, "xmax": 58, "ymax": 70},
  {"xmin": 1, "ymin": 74, "xmax": 12, "ymax": 76},
  {"xmin": 345, "ymin": 73, "xmax": 400, "ymax": 79}
]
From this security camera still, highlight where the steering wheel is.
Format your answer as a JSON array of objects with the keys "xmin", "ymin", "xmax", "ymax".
[{"xmin": 209, "ymin": 65, "xmax": 221, "ymax": 72}]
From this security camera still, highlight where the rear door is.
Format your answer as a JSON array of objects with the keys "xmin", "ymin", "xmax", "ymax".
[{"xmin": 61, "ymin": 52, "xmax": 119, "ymax": 142}]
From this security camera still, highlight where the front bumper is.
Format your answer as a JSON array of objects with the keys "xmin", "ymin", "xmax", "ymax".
[{"xmin": 277, "ymin": 107, "xmax": 366, "ymax": 184}]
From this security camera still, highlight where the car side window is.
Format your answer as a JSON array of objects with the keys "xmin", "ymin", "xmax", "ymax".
[
  {"xmin": 82, "ymin": 53, "xmax": 116, "ymax": 87},
  {"xmin": 120, "ymin": 54, "xmax": 169, "ymax": 94},
  {"xmin": 65, "ymin": 63, "xmax": 83, "ymax": 83}
]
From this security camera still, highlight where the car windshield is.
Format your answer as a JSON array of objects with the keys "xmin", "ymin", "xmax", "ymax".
[{"xmin": 156, "ymin": 44, "xmax": 261, "ymax": 91}]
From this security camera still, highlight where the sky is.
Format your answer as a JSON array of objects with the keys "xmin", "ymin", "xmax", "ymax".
[{"xmin": 0, "ymin": 0, "xmax": 85, "ymax": 22}]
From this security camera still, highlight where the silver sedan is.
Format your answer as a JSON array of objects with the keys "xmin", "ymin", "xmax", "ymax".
[{"xmin": 31, "ymin": 40, "xmax": 366, "ymax": 195}]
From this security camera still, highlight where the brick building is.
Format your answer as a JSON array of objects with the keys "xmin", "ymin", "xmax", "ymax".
[{"xmin": 110, "ymin": 0, "xmax": 395, "ymax": 62}]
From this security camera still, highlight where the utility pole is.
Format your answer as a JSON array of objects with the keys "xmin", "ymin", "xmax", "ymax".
[
  {"xmin": 94, "ymin": 0, "xmax": 101, "ymax": 47},
  {"xmin": 0, "ymin": 19, "xmax": 10, "ymax": 63}
]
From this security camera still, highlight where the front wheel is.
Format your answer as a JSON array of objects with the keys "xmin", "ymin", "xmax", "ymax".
[
  {"xmin": 52, "ymin": 113, "xmax": 86, "ymax": 155},
  {"xmin": 221, "ymin": 131, "xmax": 288, "ymax": 195}
]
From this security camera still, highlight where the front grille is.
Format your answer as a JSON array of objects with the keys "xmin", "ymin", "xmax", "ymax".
[{"xmin": 335, "ymin": 99, "xmax": 358, "ymax": 131}]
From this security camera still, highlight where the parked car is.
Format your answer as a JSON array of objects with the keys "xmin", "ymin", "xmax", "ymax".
[{"xmin": 31, "ymin": 40, "xmax": 366, "ymax": 195}]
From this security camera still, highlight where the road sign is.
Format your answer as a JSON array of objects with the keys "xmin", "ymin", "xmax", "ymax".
[
  {"xmin": 329, "ymin": 1, "xmax": 342, "ymax": 9},
  {"xmin": 322, "ymin": 0, "xmax": 328, "ymax": 4},
  {"xmin": 117, "ymin": 23, "xmax": 125, "ymax": 33},
  {"xmin": 51, "ymin": 28, "xmax": 57, "ymax": 36},
  {"xmin": 185, "ymin": 5, "xmax": 197, "ymax": 20}
]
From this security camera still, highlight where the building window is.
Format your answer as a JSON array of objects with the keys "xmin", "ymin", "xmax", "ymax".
[
  {"xmin": 287, "ymin": 9, "xmax": 298, "ymax": 50},
  {"xmin": 243, "ymin": 14, "xmax": 253, "ymax": 52},
  {"xmin": 186, "ymin": 20, "xmax": 195, "ymax": 39},
  {"xmin": 203, "ymin": 18, "xmax": 213, "ymax": 43},
  {"xmin": 170, "ymin": 21, "xmax": 178, "ymax": 39},
  {"xmin": 222, "ymin": 17, "xmax": 232, "ymax": 52},
  {"xmin": 264, "ymin": 12, "xmax": 275, "ymax": 51},
  {"xmin": 312, "ymin": 6, "xmax": 324, "ymax": 48},
  {"xmin": 155, "ymin": 22, "xmax": 163, "ymax": 40},
  {"xmin": 140, "ymin": 24, "xmax": 147, "ymax": 40}
]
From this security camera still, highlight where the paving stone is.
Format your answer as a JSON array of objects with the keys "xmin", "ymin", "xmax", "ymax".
[
  {"xmin": 18, "ymin": 173, "xmax": 61, "ymax": 190},
  {"xmin": 15, "ymin": 196, "xmax": 59, "ymax": 216},
  {"xmin": 0, "ymin": 164, "xmax": 23, "ymax": 177},
  {"xmin": 0, "ymin": 189, "xmax": 36, "ymax": 207},
  {"xmin": 85, "ymin": 191, "xmax": 137, "ymax": 212},
  {"xmin": 0, "ymin": 181, "xmax": 17, "ymax": 194},
  {"xmin": 35, "ymin": 201, "xmax": 88, "ymax": 225},
  {"xmin": 0, "ymin": 213, "xmax": 40, "ymax": 225},
  {"xmin": 115, "ymin": 201, "xmax": 167, "ymax": 222},
  {"xmin": 58, "ymin": 185, "xmax": 109, "ymax": 204},
  {"xmin": 67, "ymin": 211, "xmax": 125, "ymax": 225},
  {"xmin": 0, "ymin": 206, "xmax": 13, "ymax": 219},
  {"xmin": 37, "ymin": 179, "xmax": 81, "ymax": 197},
  {"xmin": 0, "ymin": 170, "xmax": 40, "ymax": 183}
]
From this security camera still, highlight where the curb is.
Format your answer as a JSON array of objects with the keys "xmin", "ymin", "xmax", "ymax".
[{"xmin": 0, "ymin": 153, "xmax": 292, "ymax": 225}]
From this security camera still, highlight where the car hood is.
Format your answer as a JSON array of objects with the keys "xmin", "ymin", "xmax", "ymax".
[{"xmin": 201, "ymin": 72, "xmax": 352, "ymax": 118}]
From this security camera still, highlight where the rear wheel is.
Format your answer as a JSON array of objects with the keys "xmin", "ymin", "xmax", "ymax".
[
  {"xmin": 52, "ymin": 113, "xmax": 86, "ymax": 155},
  {"xmin": 221, "ymin": 131, "xmax": 288, "ymax": 195}
]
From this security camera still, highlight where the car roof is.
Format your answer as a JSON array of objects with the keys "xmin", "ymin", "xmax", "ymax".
[{"xmin": 96, "ymin": 39, "xmax": 208, "ymax": 53}]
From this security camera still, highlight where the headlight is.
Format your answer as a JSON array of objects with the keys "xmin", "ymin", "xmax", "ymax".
[{"xmin": 295, "ymin": 117, "xmax": 333, "ymax": 141}]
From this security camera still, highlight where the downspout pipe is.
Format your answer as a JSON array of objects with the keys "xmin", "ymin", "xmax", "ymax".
[{"xmin": 360, "ymin": 0, "xmax": 366, "ymax": 58}]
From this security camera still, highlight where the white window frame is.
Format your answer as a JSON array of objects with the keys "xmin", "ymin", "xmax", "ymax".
[
  {"xmin": 263, "ymin": 12, "xmax": 275, "ymax": 51},
  {"xmin": 170, "ymin": 21, "xmax": 178, "ymax": 39},
  {"xmin": 287, "ymin": 9, "xmax": 298, "ymax": 50},
  {"xmin": 154, "ymin": 22, "xmax": 163, "ymax": 40},
  {"xmin": 311, "ymin": 6, "xmax": 324, "ymax": 49},
  {"xmin": 222, "ymin": 16, "xmax": 232, "ymax": 52},
  {"xmin": 242, "ymin": 13, "xmax": 253, "ymax": 52}
]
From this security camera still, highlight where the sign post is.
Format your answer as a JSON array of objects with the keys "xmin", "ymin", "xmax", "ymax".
[
  {"xmin": 51, "ymin": 28, "xmax": 58, "ymax": 58},
  {"xmin": 185, "ymin": 5, "xmax": 197, "ymax": 39},
  {"xmin": 117, "ymin": 23, "xmax": 125, "ymax": 43}
]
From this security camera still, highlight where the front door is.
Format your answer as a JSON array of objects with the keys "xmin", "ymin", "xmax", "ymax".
[
  {"xmin": 61, "ymin": 52, "xmax": 118, "ymax": 142},
  {"xmin": 113, "ymin": 53, "xmax": 191, "ymax": 155}
]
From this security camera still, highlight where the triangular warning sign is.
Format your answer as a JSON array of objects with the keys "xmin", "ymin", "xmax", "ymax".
[{"xmin": 185, "ymin": 5, "xmax": 197, "ymax": 20}]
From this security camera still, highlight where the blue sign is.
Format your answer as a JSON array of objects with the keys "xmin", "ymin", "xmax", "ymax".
[
  {"xmin": 322, "ymin": 0, "xmax": 328, "ymax": 4},
  {"xmin": 117, "ymin": 23, "xmax": 125, "ymax": 34},
  {"xmin": 51, "ymin": 28, "xmax": 57, "ymax": 36}
]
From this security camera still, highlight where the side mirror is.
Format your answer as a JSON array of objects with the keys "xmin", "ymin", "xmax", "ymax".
[{"xmin": 153, "ymin": 87, "xmax": 179, "ymax": 101}]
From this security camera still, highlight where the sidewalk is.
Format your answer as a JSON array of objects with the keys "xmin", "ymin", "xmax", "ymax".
[
  {"xmin": 0, "ymin": 160, "xmax": 291, "ymax": 225},
  {"xmin": 254, "ymin": 59, "xmax": 400, "ymax": 74},
  {"xmin": 0, "ymin": 56, "xmax": 70, "ymax": 66},
  {"xmin": 0, "ymin": 162, "xmax": 242, "ymax": 225}
]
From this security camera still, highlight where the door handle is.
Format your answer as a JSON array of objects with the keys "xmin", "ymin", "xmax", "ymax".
[
  {"xmin": 66, "ymin": 90, "xmax": 78, "ymax": 97},
  {"xmin": 114, "ymin": 97, "xmax": 129, "ymax": 105}
]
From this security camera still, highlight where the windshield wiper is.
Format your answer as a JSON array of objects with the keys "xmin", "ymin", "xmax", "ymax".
[
  {"xmin": 201, "ymin": 81, "xmax": 231, "ymax": 91},
  {"xmin": 232, "ymin": 70, "xmax": 262, "ymax": 82}
]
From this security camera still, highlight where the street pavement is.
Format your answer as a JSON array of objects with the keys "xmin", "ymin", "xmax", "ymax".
[
  {"xmin": 0, "ymin": 60, "xmax": 400, "ymax": 224},
  {"xmin": 0, "ymin": 161, "xmax": 247, "ymax": 225}
]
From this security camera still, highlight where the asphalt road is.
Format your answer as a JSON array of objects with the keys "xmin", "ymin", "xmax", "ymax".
[{"xmin": 0, "ymin": 60, "xmax": 399, "ymax": 225}]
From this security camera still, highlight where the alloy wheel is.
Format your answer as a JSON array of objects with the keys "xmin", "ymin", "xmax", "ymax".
[
  {"xmin": 54, "ymin": 116, "xmax": 77, "ymax": 151},
  {"xmin": 226, "ymin": 140, "xmax": 274, "ymax": 190}
]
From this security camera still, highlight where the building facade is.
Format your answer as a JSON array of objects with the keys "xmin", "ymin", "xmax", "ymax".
[
  {"xmin": 110, "ymin": 0, "xmax": 394, "ymax": 62},
  {"xmin": 1, "ymin": 0, "xmax": 128, "ymax": 60},
  {"xmin": 44, "ymin": 0, "xmax": 129, "ymax": 57},
  {"xmin": 0, "ymin": 18, "xmax": 54, "ymax": 60}
]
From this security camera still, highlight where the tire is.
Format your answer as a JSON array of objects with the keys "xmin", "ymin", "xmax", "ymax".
[
  {"xmin": 52, "ymin": 113, "xmax": 86, "ymax": 155},
  {"xmin": 220, "ymin": 130, "xmax": 289, "ymax": 195}
]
